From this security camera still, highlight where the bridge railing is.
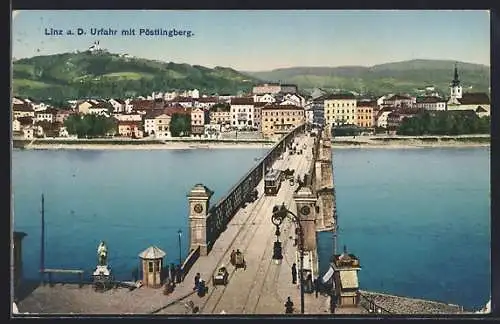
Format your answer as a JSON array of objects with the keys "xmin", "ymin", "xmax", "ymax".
[
  {"xmin": 358, "ymin": 292, "xmax": 394, "ymax": 315},
  {"xmin": 180, "ymin": 246, "xmax": 201, "ymax": 278},
  {"xmin": 204, "ymin": 124, "xmax": 306, "ymax": 252}
]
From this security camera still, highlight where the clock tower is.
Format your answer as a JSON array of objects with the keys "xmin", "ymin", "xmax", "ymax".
[
  {"xmin": 294, "ymin": 186, "xmax": 319, "ymax": 279},
  {"xmin": 187, "ymin": 183, "xmax": 213, "ymax": 256}
]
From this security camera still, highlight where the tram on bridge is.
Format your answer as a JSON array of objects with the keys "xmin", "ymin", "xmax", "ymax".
[{"xmin": 264, "ymin": 169, "xmax": 283, "ymax": 196}]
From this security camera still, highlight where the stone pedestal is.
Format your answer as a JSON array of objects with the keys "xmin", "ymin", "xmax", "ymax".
[{"xmin": 93, "ymin": 265, "xmax": 111, "ymax": 276}]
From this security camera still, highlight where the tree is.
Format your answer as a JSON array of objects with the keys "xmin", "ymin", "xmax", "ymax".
[{"xmin": 170, "ymin": 114, "xmax": 191, "ymax": 137}]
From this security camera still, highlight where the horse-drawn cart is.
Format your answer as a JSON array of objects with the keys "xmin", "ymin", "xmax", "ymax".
[
  {"xmin": 213, "ymin": 266, "xmax": 229, "ymax": 286},
  {"xmin": 234, "ymin": 251, "xmax": 246, "ymax": 270}
]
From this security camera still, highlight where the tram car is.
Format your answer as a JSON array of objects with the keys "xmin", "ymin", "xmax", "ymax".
[{"xmin": 264, "ymin": 169, "xmax": 283, "ymax": 196}]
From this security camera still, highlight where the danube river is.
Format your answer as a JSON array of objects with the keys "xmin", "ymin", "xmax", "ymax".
[{"xmin": 12, "ymin": 147, "xmax": 490, "ymax": 310}]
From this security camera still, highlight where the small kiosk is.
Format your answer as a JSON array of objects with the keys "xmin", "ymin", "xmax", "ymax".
[
  {"xmin": 332, "ymin": 246, "xmax": 361, "ymax": 308},
  {"xmin": 139, "ymin": 246, "xmax": 166, "ymax": 288}
]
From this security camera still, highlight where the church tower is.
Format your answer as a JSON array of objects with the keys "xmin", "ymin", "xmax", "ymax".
[{"xmin": 450, "ymin": 63, "xmax": 462, "ymax": 100}]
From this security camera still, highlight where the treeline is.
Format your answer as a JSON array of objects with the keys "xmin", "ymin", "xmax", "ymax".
[
  {"xmin": 64, "ymin": 114, "xmax": 117, "ymax": 138},
  {"xmin": 397, "ymin": 111, "xmax": 490, "ymax": 136}
]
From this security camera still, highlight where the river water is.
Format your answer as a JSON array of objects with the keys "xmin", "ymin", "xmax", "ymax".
[{"xmin": 12, "ymin": 147, "xmax": 490, "ymax": 310}]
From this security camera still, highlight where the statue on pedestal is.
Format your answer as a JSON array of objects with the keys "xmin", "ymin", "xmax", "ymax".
[
  {"xmin": 93, "ymin": 241, "xmax": 112, "ymax": 291},
  {"xmin": 97, "ymin": 241, "xmax": 108, "ymax": 266}
]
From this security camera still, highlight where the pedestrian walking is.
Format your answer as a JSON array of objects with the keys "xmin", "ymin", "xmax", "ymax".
[
  {"xmin": 291, "ymin": 263, "xmax": 297, "ymax": 284},
  {"xmin": 330, "ymin": 294, "xmax": 337, "ymax": 314},
  {"xmin": 176, "ymin": 264, "xmax": 182, "ymax": 283},
  {"xmin": 285, "ymin": 297, "xmax": 294, "ymax": 314},
  {"xmin": 230, "ymin": 250, "xmax": 236, "ymax": 265},
  {"xmin": 170, "ymin": 263, "xmax": 176, "ymax": 282},
  {"xmin": 194, "ymin": 272, "xmax": 201, "ymax": 291},
  {"xmin": 313, "ymin": 277, "xmax": 319, "ymax": 298}
]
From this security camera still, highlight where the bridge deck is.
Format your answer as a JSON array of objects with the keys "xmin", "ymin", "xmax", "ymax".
[{"xmin": 157, "ymin": 133, "xmax": 331, "ymax": 315}]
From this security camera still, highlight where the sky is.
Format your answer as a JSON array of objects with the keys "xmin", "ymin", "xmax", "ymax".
[{"xmin": 11, "ymin": 10, "xmax": 490, "ymax": 71}]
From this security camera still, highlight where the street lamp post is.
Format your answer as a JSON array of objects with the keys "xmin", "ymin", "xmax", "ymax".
[
  {"xmin": 177, "ymin": 229, "xmax": 182, "ymax": 265},
  {"xmin": 272, "ymin": 203, "xmax": 305, "ymax": 315}
]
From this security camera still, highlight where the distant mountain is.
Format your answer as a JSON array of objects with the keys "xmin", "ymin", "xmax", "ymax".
[
  {"xmin": 245, "ymin": 60, "xmax": 490, "ymax": 97},
  {"xmin": 12, "ymin": 51, "xmax": 261, "ymax": 101}
]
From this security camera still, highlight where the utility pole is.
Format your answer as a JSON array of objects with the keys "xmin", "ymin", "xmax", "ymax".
[{"xmin": 40, "ymin": 194, "xmax": 45, "ymax": 283}]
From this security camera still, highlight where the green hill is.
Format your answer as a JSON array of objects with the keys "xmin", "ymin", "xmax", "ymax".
[
  {"xmin": 12, "ymin": 51, "xmax": 260, "ymax": 101},
  {"xmin": 245, "ymin": 59, "xmax": 490, "ymax": 97}
]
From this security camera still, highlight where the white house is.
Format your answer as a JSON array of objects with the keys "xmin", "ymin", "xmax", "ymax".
[
  {"xmin": 112, "ymin": 113, "xmax": 142, "ymax": 122},
  {"xmin": 59, "ymin": 126, "xmax": 72, "ymax": 138},
  {"xmin": 88, "ymin": 107, "xmax": 110, "ymax": 116},
  {"xmin": 204, "ymin": 124, "xmax": 222, "ymax": 139},
  {"xmin": 254, "ymin": 93, "xmax": 276, "ymax": 104},
  {"xmin": 124, "ymin": 99, "xmax": 134, "ymax": 113},
  {"xmin": 305, "ymin": 107, "xmax": 314, "ymax": 124},
  {"xmin": 414, "ymin": 97, "xmax": 447, "ymax": 111},
  {"xmin": 109, "ymin": 99, "xmax": 126, "ymax": 113},
  {"xmin": 22, "ymin": 126, "xmax": 34, "ymax": 140},
  {"xmin": 230, "ymin": 97, "xmax": 255, "ymax": 129},
  {"xmin": 283, "ymin": 93, "xmax": 305, "ymax": 107},
  {"xmin": 280, "ymin": 98, "xmax": 300, "ymax": 106},
  {"xmin": 13, "ymin": 103, "xmax": 35, "ymax": 119},
  {"xmin": 164, "ymin": 91, "xmax": 178, "ymax": 101},
  {"xmin": 376, "ymin": 110, "xmax": 392, "ymax": 128},
  {"xmin": 12, "ymin": 97, "xmax": 24, "ymax": 105},
  {"xmin": 376, "ymin": 95, "xmax": 387, "ymax": 108},
  {"xmin": 218, "ymin": 94, "xmax": 233, "ymax": 103},
  {"xmin": 34, "ymin": 110, "xmax": 56, "ymax": 123},
  {"xmin": 144, "ymin": 116, "xmax": 156, "ymax": 136},
  {"xmin": 12, "ymin": 119, "xmax": 21, "ymax": 132},
  {"xmin": 196, "ymin": 97, "xmax": 219, "ymax": 110}
]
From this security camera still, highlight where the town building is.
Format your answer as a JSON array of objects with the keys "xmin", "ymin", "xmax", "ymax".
[
  {"xmin": 117, "ymin": 120, "xmax": 143, "ymax": 138},
  {"xmin": 260, "ymin": 104, "xmax": 305, "ymax": 138},
  {"xmin": 209, "ymin": 110, "xmax": 231, "ymax": 125},
  {"xmin": 13, "ymin": 103, "xmax": 35, "ymax": 119},
  {"xmin": 55, "ymin": 110, "xmax": 73, "ymax": 123},
  {"xmin": 355, "ymin": 100, "xmax": 376, "ymax": 128},
  {"xmin": 144, "ymin": 110, "xmax": 171, "ymax": 138},
  {"xmin": 323, "ymin": 93, "xmax": 357, "ymax": 127},
  {"xmin": 415, "ymin": 96, "xmax": 447, "ymax": 111},
  {"xmin": 109, "ymin": 99, "xmax": 126, "ymax": 113},
  {"xmin": 191, "ymin": 107, "xmax": 209, "ymax": 137},
  {"xmin": 230, "ymin": 97, "xmax": 255, "ymax": 129},
  {"xmin": 252, "ymin": 83, "xmax": 297, "ymax": 95},
  {"xmin": 34, "ymin": 108, "xmax": 58, "ymax": 123},
  {"xmin": 445, "ymin": 65, "xmax": 490, "ymax": 116},
  {"xmin": 195, "ymin": 97, "xmax": 219, "ymax": 110},
  {"xmin": 375, "ymin": 107, "xmax": 394, "ymax": 129},
  {"xmin": 306, "ymin": 96, "xmax": 326, "ymax": 126},
  {"xmin": 382, "ymin": 94, "xmax": 416, "ymax": 108},
  {"xmin": 254, "ymin": 93, "xmax": 277, "ymax": 104}
]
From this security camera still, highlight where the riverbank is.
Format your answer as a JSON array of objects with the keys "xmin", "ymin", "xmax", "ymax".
[
  {"xmin": 331, "ymin": 135, "xmax": 490, "ymax": 149},
  {"xmin": 12, "ymin": 135, "xmax": 490, "ymax": 150}
]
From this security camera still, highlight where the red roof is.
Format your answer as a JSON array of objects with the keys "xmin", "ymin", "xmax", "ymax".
[
  {"xmin": 231, "ymin": 98, "xmax": 254, "ymax": 105},
  {"xmin": 357, "ymin": 100, "xmax": 377, "ymax": 107},
  {"xmin": 13, "ymin": 103, "xmax": 34, "ymax": 112},
  {"xmin": 198, "ymin": 97, "xmax": 219, "ymax": 103},
  {"xmin": 131, "ymin": 100, "xmax": 155, "ymax": 110},
  {"xmin": 166, "ymin": 106, "xmax": 192, "ymax": 116}
]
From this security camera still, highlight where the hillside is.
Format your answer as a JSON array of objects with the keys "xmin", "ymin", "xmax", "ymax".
[
  {"xmin": 12, "ymin": 51, "xmax": 260, "ymax": 101},
  {"xmin": 245, "ymin": 60, "xmax": 490, "ymax": 97}
]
